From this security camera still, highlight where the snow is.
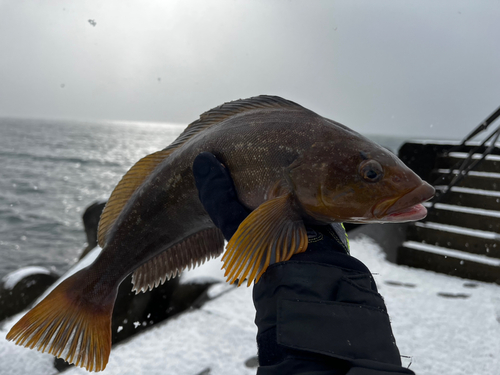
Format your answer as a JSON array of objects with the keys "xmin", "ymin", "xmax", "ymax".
[
  {"xmin": 434, "ymin": 185, "xmax": 500, "ymax": 197},
  {"xmin": 411, "ymin": 139, "xmax": 463, "ymax": 145},
  {"xmin": 403, "ymin": 240, "xmax": 500, "ymax": 266},
  {"xmin": 424, "ymin": 202, "xmax": 500, "ymax": 218},
  {"xmin": 415, "ymin": 221, "xmax": 500, "ymax": 240},
  {"xmin": 1, "ymin": 266, "xmax": 51, "ymax": 290},
  {"xmin": 410, "ymin": 139, "xmax": 500, "ymax": 147},
  {"xmin": 447, "ymin": 152, "xmax": 500, "ymax": 161},
  {"xmin": 357, "ymin": 236, "xmax": 500, "ymax": 375},
  {"xmin": 1, "ymin": 238, "xmax": 499, "ymax": 375},
  {"xmin": 436, "ymin": 168, "xmax": 500, "ymax": 179}
]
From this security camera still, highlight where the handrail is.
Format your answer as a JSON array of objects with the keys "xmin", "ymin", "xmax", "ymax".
[
  {"xmin": 446, "ymin": 105, "xmax": 500, "ymax": 154},
  {"xmin": 429, "ymin": 105, "xmax": 500, "ymax": 210}
]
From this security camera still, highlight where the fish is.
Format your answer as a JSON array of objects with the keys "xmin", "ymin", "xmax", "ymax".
[{"xmin": 6, "ymin": 95, "xmax": 435, "ymax": 371}]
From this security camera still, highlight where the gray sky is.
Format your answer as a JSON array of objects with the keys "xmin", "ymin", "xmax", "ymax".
[{"xmin": 1, "ymin": 0, "xmax": 499, "ymax": 139}]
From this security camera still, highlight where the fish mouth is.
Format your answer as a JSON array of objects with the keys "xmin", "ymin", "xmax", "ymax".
[{"xmin": 374, "ymin": 182, "xmax": 435, "ymax": 223}]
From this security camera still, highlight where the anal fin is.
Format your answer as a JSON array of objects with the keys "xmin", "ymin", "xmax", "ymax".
[
  {"xmin": 222, "ymin": 193, "xmax": 308, "ymax": 287},
  {"xmin": 132, "ymin": 228, "xmax": 225, "ymax": 293}
]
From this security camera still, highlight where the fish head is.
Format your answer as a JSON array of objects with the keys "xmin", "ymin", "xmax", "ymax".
[{"xmin": 288, "ymin": 136, "xmax": 435, "ymax": 224}]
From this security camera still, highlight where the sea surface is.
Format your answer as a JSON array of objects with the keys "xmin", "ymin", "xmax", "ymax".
[
  {"xmin": 0, "ymin": 117, "xmax": 185, "ymax": 279},
  {"xmin": 0, "ymin": 117, "xmax": 409, "ymax": 280}
]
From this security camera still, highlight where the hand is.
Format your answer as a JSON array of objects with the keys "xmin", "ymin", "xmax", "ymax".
[{"xmin": 192, "ymin": 152, "xmax": 249, "ymax": 241}]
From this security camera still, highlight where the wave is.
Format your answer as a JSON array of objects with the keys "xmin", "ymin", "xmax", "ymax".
[{"xmin": 0, "ymin": 151, "xmax": 122, "ymax": 168}]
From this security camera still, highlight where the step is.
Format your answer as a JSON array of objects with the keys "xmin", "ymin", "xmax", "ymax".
[
  {"xmin": 424, "ymin": 203, "xmax": 500, "ymax": 233},
  {"xmin": 434, "ymin": 152, "xmax": 500, "ymax": 173},
  {"xmin": 433, "ymin": 186, "xmax": 500, "ymax": 211},
  {"xmin": 430, "ymin": 169, "xmax": 500, "ymax": 191},
  {"xmin": 398, "ymin": 142, "xmax": 500, "ymax": 182},
  {"xmin": 407, "ymin": 222, "xmax": 500, "ymax": 258},
  {"xmin": 397, "ymin": 241, "xmax": 500, "ymax": 284}
]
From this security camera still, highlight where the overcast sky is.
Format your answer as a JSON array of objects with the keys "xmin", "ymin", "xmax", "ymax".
[{"xmin": 1, "ymin": 0, "xmax": 499, "ymax": 139}]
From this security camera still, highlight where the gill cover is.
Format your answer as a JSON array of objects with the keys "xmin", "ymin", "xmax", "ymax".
[{"xmin": 289, "ymin": 136, "xmax": 428, "ymax": 223}]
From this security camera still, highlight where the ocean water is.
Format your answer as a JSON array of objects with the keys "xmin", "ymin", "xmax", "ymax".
[
  {"xmin": 0, "ymin": 117, "xmax": 408, "ymax": 280},
  {"xmin": 0, "ymin": 117, "xmax": 185, "ymax": 279}
]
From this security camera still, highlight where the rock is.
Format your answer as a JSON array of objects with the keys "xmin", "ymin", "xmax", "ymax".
[
  {"xmin": 0, "ymin": 267, "xmax": 58, "ymax": 322},
  {"xmin": 80, "ymin": 201, "xmax": 106, "ymax": 259},
  {"xmin": 111, "ymin": 275, "xmax": 180, "ymax": 344},
  {"xmin": 111, "ymin": 277, "xmax": 219, "ymax": 344}
]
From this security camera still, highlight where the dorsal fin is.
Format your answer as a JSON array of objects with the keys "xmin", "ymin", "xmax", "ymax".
[
  {"xmin": 163, "ymin": 95, "xmax": 306, "ymax": 151},
  {"xmin": 97, "ymin": 149, "xmax": 174, "ymax": 247},
  {"xmin": 98, "ymin": 96, "xmax": 304, "ymax": 248}
]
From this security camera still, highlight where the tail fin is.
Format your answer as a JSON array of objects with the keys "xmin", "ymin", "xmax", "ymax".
[{"xmin": 6, "ymin": 268, "xmax": 116, "ymax": 372}]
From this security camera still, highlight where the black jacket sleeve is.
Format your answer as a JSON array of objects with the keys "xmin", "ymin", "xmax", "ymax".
[
  {"xmin": 253, "ymin": 225, "xmax": 414, "ymax": 375},
  {"xmin": 193, "ymin": 152, "xmax": 415, "ymax": 375}
]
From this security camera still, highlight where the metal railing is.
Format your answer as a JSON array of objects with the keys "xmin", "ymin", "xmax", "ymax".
[{"xmin": 429, "ymin": 105, "xmax": 500, "ymax": 209}]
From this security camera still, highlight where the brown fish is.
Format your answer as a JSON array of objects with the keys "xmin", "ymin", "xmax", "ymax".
[{"xmin": 6, "ymin": 95, "xmax": 434, "ymax": 371}]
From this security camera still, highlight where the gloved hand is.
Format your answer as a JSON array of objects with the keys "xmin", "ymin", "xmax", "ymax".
[
  {"xmin": 192, "ymin": 152, "xmax": 250, "ymax": 241},
  {"xmin": 193, "ymin": 152, "xmax": 414, "ymax": 375}
]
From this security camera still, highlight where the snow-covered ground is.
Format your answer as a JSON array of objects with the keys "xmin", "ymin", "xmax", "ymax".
[{"xmin": 1, "ymin": 236, "xmax": 499, "ymax": 375}]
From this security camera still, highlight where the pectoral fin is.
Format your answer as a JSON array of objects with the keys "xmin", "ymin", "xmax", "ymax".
[{"xmin": 222, "ymin": 193, "xmax": 308, "ymax": 287}]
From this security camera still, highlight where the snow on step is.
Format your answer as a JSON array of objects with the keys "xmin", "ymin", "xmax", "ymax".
[
  {"xmin": 402, "ymin": 241, "xmax": 500, "ymax": 267},
  {"xmin": 436, "ymin": 169, "xmax": 500, "ymax": 179},
  {"xmin": 447, "ymin": 152, "xmax": 500, "ymax": 161},
  {"xmin": 423, "ymin": 202, "xmax": 500, "ymax": 217},
  {"xmin": 411, "ymin": 138, "xmax": 500, "ymax": 147},
  {"xmin": 434, "ymin": 185, "xmax": 500, "ymax": 198},
  {"xmin": 415, "ymin": 221, "xmax": 500, "ymax": 241}
]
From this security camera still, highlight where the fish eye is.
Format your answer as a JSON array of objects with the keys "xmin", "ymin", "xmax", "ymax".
[{"xmin": 359, "ymin": 160, "xmax": 383, "ymax": 182}]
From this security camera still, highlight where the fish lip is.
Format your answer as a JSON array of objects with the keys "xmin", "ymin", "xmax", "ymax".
[
  {"xmin": 374, "ymin": 182, "xmax": 435, "ymax": 221},
  {"xmin": 384, "ymin": 203, "xmax": 429, "ymax": 222}
]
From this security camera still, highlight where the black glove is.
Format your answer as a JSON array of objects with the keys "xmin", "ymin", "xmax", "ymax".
[
  {"xmin": 193, "ymin": 152, "xmax": 414, "ymax": 375},
  {"xmin": 192, "ymin": 152, "xmax": 250, "ymax": 241}
]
